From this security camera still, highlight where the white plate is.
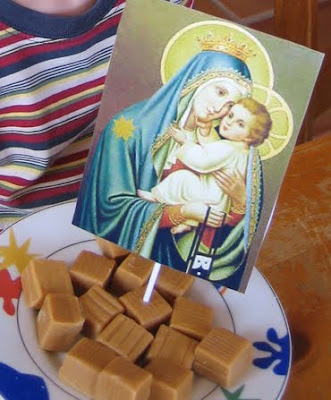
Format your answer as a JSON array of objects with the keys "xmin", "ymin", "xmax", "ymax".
[{"xmin": 0, "ymin": 201, "xmax": 291, "ymax": 400}]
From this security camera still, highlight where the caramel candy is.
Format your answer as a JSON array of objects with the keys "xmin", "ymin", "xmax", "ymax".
[
  {"xmin": 193, "ymin": 327, "xmax": 253, "ymax": 388},
  {"xmin": 79, "ymin": 285, "xmax": 124, "ymax": 338},
  {"xmin": 37, "ymin": 293, "xmax": 84, "ymax": 352},
  {"xmin": 21, "ymin": 258, "xmax": 73, "ymax": 309},
  {"xmin": 95, "ymin": 236, "xmax": 130, "ymax": 262},
  {"xmin": 95, "ymin": 356, "xmax": 152, "ymax": 400},
  {"xmin": 155, "ymin": 265, "xmax": 195, "ymax": 304},
  {"xmin": 145, "ymin": 359, "xmax": 193, "ymax": 400},
  {"xmin": 97, "ymin": 314, "xmax": 153, "ymax": 362},
  {"xmin": 170, "ymin": 296, "xmax": 213, "ymax": 340},
  {"xmin": 59, "ymin": 337, "xmax": 117, "ymax": 397},
  {"xmin": 69, "ymin": 250, "xmax": 116, "ymax": 294},
  {"xmin": 111, "ymin": 253, "xmax": 154, "ymax": 295},
  {"xmin": 119, "ymin": 286, "xmax": 172, "ymax": 331},
  {"xmin": 146, "ymin": 325, "xmax": 198, "ymax": 369}
]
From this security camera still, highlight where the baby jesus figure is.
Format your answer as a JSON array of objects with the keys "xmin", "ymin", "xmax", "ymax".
[{"xmin": 151, "ymin": 98, "xmax": 272, "ymax": 234}]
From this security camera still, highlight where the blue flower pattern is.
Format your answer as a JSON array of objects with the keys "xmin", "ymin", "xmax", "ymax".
[
  {"xmin": 253, "ymin": 328, "xmax": 290, "ymax": 375},
  {"xmin": 0, "ymin": 362, "xmax": 49, "ymax": 400}
]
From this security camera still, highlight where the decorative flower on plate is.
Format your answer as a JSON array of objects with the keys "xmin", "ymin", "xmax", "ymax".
[{"xmin": 253, "ymin": 327, "xmax": 290, "ymax": 375}]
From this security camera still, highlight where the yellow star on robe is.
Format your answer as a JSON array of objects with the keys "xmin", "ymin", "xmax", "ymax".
[
  {"xmin": 0, "ymin": 229, "xmax": 39, "ymax": 275},
  {"xmin": 112, "ymin": 115, "xmax": 135, "ymax": 141}
]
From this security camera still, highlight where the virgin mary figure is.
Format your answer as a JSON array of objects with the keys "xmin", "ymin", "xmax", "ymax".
[{"xmin": 73, "ymin": 49, "xmax": 264, "ymax": 291}]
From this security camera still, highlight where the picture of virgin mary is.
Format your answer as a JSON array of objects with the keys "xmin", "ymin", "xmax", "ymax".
[{"xmin": 73, "ymin": 48, "xmax": 265, "ymax": 291}]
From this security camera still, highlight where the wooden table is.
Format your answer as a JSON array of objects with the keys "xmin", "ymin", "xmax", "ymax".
[{"xmin": 256, "ymin": 134, "xmax": 331, "ymax": 399}]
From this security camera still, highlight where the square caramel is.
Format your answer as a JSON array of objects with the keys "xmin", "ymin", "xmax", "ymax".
[
  {"xmin": 155, "ymin": 265, "xmax": 195, "ymax": 304},
  {"xmin": 193, "ymin": 327, "xmax": 253, "ymax": 388},
  {"xmin": 95, "ymin": 236, "xmax": 130, "ymax": 262},
  {"xmin": 170, "ymin": 296, "xmax": 213, "ymax": 340},
  {"xmin": 37, "ymin": 293, "xmax": 84, "ymax": 352},
  {"xmin": 146, "ymin": 324, "xmax": 198, "ymax": 369},
  {"xmin": 69, "ymin": 250, "xmax": 116, "ymax": 294},
  {"xmin": 21, "ymin": 258, "xmax": 73, "ymax": 309},
  {"xmin": 145, "ymin": 359, "xmax": 193, "ymax": 400},
  {"xmin": 59, "ymin": 337, "xmax": 118, "ymax": 398},
  {"xmin": 110, "ymin": 252, "xmax": 154, "ymax": 295},
  {"xmin": 97, "ymin": 314, "xmax": 153, "ymax": 362},
  {"xmin": 119, "ymin": 286, "xmax": 172, "ymax": 331},
  {"xmin": 95, "ymin": 356, "xmax": 152, "ymax": 400},
  {"xmin": 79, "ymin": 285, "xmax": 124, "ymax": 338}
]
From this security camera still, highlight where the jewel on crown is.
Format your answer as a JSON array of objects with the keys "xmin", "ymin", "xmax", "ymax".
[{"xmin": 198, "ymin": 32, "xmax": 255, "ymax": 62}]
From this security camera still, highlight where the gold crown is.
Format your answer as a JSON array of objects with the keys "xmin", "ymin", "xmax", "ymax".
[{"xmin": 198, "ymin": 32, "xmax": 255, "ymax": 62}]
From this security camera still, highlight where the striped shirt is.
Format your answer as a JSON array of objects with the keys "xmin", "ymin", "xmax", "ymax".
[{"xmin": 0, "ymin": 0, "xmax": 194, "ymax": 231}]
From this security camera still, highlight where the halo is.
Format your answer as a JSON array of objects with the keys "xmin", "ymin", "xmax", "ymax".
[
  {"xmin": 252, "ymin": 83, "xmax": 294, "ymax": 160},
  {"xmin": 161, "ymin": 20, "xmax": 274, "ymax": 89}
]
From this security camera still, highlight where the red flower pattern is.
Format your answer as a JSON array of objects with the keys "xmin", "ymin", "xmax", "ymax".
[{"xmin": 0, "ymin": 269, "xmax": 21, "ymax": 316}]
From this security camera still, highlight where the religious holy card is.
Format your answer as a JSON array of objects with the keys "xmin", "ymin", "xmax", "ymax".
[{"xmin": 73, "ymin": 0, "xmax": 324, "ymax": 292}]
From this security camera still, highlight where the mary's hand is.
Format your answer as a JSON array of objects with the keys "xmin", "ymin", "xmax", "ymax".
[
  {"xmin": 181, "ymin": 203, "xmax": 225, "ymax": 228},
  {"xmin": 212, "ymin": 170, "xmax": 246, "ymax": 212}
]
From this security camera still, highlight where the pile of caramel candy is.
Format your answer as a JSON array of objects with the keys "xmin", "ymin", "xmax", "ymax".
[{"xmin": 21, "ymin": 238, "xmax": 252, "ymax": 400}]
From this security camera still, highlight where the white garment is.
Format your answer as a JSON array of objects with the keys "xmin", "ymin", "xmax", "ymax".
[{"xmin": 152, "ymin": 139, "xmax": 248, "ymax": 220}]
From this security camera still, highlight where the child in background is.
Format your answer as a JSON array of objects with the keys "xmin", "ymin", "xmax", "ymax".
[
  {"xmin": 151, "ymin": 97, "xmax": 272, "ymax": 234},
  {"xmin": 0, "ymin": 0, "xmax": 194, "ymax": 231}
]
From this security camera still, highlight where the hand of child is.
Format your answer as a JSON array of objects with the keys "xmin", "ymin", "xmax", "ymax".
[{"xmin": 168, "ymin": 123, "xmax": 189, "ymax": 144}]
